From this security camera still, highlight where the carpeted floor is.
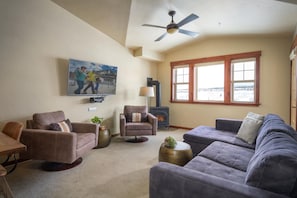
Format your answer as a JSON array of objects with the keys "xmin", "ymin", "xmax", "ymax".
[{"xmin": 3, "ymin": 128, "xmax": 187, "ymax": 198}]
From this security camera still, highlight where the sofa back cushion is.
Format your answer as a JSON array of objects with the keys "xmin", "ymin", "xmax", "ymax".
[
  {"xmin": 32, "ymin": 111, "xmax": 66, "ymax": 130},
  {"xmin": 256, "ymin": 114, "xmax": 297, "ymax": 150},
  {"xmin": 245, "ymin": 131, "xmax": 297, "ymax": 197}
]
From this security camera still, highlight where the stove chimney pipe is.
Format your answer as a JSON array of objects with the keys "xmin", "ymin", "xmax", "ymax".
[{"xmin": 147, "ymin": 77, "xmax": 161, "ymax": 107}]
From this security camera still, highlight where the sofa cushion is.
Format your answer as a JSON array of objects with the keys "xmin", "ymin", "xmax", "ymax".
[
  {"xmin": 185, "ymin": 156, "xmax": 246, "ymax": 184},
  {"xmin": 236, "ymin": 112, "xmax": 264, "ymax": 144},
  {"xmin": 199, "ymin": 141, "xmax": 254, "ymax": 171},
  {"xmin": 246, "ymin": 131, "xmax": 297, "ymax": 197},
  {"xmin": 256, "ymin": 114, "xmax": 297, "ymax": 150},
  {"xmin": 184, "ymin": 126, "xmax": 255, "ymax": 150}
]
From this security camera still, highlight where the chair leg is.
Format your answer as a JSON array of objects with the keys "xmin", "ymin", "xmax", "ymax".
[
  {"xmin": 0, "ymin": 165, "xmax": 14, "ymax": 198},
  {"xmin": 1, "ymin": 154, "xmax": 18, "ymax": 174}
]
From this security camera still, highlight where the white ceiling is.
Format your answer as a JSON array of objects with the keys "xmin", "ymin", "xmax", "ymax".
[{"xmin": 52, "ymin": 0, "xmax": 297, "ymax": 57}]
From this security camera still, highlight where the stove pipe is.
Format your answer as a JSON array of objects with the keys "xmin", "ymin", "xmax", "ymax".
[{"xmin": 147, "ymin": 77, "xmax": 161, "ymax": 107}]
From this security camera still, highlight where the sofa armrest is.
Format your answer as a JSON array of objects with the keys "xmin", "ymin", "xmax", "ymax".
[
  {"xmin": 150, "ymin": 162, "xmax": 287, "ymax": 198},
  {"xmin": 147, "ymin": 113, "xmax": 158, "ymax": 135},
  {"xmin": 20, "ymin": 129, "xmax": 77, "ymax": 163},
  {"xmin": 215, "ymin": 118, "xmax": 242, "ymax": 133}
]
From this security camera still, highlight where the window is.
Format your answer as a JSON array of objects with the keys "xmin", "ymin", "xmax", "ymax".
[
  {"xmin": 172, "ymin": 66, "xmax": 189, "ymax": 100},
  {"xmin": 194, "ymin": 62, "xmax": 224, "ymax": 101},
  {"xmin": 231, "ymin": 58, "xmax": 256, "ymax": 103},
  {"xmin": 170, "ymin": 51, "xmax": 261, "ymax": 105}
]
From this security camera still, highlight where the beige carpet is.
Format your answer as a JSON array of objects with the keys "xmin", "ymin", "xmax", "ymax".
[{"xmin": 4, "ymin": 128, "xmax": 187, "ymax": 198}]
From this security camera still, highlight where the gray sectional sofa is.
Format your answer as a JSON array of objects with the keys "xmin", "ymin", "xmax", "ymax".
[{"xmin": 150, "ymin": 114, "xmax": 297, "ymax": 198}]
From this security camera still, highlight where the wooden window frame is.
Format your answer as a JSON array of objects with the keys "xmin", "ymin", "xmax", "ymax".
[{"xmin": 170, "ymin": 51, "xmax": 261, "ymax": 106}]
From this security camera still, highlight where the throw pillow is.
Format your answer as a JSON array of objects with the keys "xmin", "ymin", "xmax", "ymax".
[
  {"xmin": 132, "ymin": 113, "xmax": 141, "ymax": 122},
  {"xmin": 236, "ymin": 112, "xmax": 264, "ymax": 144},
  {"xmin": 126, "ymin": 113, "xmax": 148, "ymax": 122},
  {"xmin": 49, "ymin": 119, "xmax": 72, "ymax": 132}
]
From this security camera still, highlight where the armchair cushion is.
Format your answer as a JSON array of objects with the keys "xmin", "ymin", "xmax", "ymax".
[
  {"xmin": 32, "ymin": 110, "xmax": 66, "ymax": 129},
  {"xmin": 49, "ymin": 119, "xmax": 72, "ymax": 132}
]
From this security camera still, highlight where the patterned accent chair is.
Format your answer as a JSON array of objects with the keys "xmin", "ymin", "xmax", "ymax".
[
  {"xmin": 20, "ymin": 110, "xmax": 98, "ymax": 171},
  {"xmin": 120, "ymin": 105, "xmax": 158, "ymax": 142}
]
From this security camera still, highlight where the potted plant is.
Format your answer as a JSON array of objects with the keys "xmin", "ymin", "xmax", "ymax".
[
  {"xmin": 164, "ymin": 136, "xmax": 177, "ymax": 148},
  {"xmin": 91, "ymin": 116, "xmax": 104, "ymax": 125}
]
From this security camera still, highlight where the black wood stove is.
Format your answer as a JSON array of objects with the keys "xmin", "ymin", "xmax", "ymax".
[{"xmin": 147, "ymin": 78, "xmax": 169, "ymax": 128}]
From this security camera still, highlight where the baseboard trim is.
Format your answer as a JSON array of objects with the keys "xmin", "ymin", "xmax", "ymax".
[{"xmin": 169, "ymin": 125, "xmax": 193, "ymax": 130}]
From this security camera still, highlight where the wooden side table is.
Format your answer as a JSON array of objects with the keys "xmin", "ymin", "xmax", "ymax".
[
  {"xmin": 159, "ymin": 141, "xmax": 192, "ymax": 166},
  {"xmin": 95, "ymin": 126, "xmax": 111, "ymax": 149}
]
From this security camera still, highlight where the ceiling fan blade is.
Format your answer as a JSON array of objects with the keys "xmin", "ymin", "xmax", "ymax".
[
  {"xmin": 155, "ymin": 33, "xmax": 167, "ymax": 42},
  {"xmin": 177, "ymin": 14, "xmax": 199, "ymax": 28},
  {"xmin": 142, "ymin": 24, "xmax": 167, "ymax": 29},
  {"xmin": 178, "ymin": 29, "xmax": 199, "ymax": 37}
]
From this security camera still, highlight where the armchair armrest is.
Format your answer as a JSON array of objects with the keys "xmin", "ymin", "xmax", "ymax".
[
  {"xmin": 120, "ymin": 113, "xmax": 126, "ymax": 136},
  {"xmin": 215, "ymin": 118, "xmax": 242, "ymax": 133},
  {"xmin": 20, "ymin": 129, "xmax": 77, "ymax": 164},
  {"xmin": 150, "ymin": 162, "xmax": 287, "ymax": 198},
  {"xmin": 71, "ymin": 122, "xmax": 98, "ymax": 145},
  {"xmin": 71, "ymin": 122, "xmax": 97, "ymax": 134},
  {"xmin": 147, "ymin": 113, "xmax": 158, "ymax": 135}
]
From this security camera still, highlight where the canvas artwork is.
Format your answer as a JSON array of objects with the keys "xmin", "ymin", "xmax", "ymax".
[{"xmin": 67, "ymin": 59, "xmax": 118, "ymax": 96}]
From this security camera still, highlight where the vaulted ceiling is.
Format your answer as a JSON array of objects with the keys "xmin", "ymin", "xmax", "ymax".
[{"xmin": 52, "ymin": 0, "xmax": 297, "ymax": 61}]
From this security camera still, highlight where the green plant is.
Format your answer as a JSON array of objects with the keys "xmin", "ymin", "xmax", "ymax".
[
  {"xmin": 164, "ymin": 136, "xmax": 177, "ymax": 148},
  {"xmin": 91, "ymin": 116, "xmax": 104, "ymax": 125}
]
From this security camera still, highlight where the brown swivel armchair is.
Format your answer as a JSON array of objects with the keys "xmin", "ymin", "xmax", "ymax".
[
  {"xmin": 120, "ymin": 105, "xmax": 158, "ymax": 142},
  {"xmin": 20, "ymin": 110, "xmax": 98, "ymax": 171}
]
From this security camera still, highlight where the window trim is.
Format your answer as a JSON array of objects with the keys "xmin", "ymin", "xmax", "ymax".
[{"xmin": 170, "ymin": 51, "xmax": 261, "ymax": 106}]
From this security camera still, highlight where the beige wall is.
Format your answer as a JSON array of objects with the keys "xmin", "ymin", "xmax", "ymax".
[
  {"xmin": 0, "ymin": 0, "xmax": 157, "ymax": 133},
  {"xmin": 158, "ymin": 36, "xmax": 292, "ymax": 128}
]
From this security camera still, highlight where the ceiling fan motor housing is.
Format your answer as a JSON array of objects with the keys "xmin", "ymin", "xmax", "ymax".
[
  {"xmin": 167, "ymin": 23, "xmax": 178, "ymax": 34},
  {"xmin": 167, "ymin": 10, "xmax": 178, "ymax": 34}
]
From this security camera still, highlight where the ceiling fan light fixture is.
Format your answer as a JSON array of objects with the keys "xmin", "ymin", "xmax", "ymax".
[
  {"xmin": 167, "ymin": 27, "xmax": 178, "ymax": 34},
  {"xmin": 143, "ymin": 10, "xmax": 199, "ymax": 41}
]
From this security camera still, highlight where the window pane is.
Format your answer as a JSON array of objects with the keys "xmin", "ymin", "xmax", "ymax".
[
  {"xmin": 234, "ymin": 71, "xmax": 243, "ymax": 81},
  {"xmin": 232, "ymin": 60, "xmax": 255, "ymax": 81},
  {"xmin": 195, "ymin": 63, "xmax": 224, "ymax": 101},
  {"xmin": 232, "ymin": 82, "xmax": 254, "ymax": 102},
  {"xmin": 176, "ymin": 84, "xmax": 189, "ymax": 100},
  {"xmin": 175, "ymin": 67, "xmax": 189, "ymax": 83},
  {"xmin": 245, "ymin": 70, "xmax": 254, "ymax": 80}
]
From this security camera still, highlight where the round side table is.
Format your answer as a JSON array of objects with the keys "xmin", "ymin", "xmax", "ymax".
[
  {"xmin": 159, "ymin": 141, "xmax": 192, "ymax": 166},
  {"xmin": 95, "ymin": 126, "xmax": 111, "ymax": 148}
]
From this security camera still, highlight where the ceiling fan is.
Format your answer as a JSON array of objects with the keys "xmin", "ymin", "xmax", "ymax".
[{"xmin": 142, "ymin": 10, "xmax": 199, "ymax": 42}]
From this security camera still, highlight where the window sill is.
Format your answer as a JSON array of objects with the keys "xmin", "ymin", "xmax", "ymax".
[{"xmin": 170, "ymin": 100, "xmax": 260, "ymax": 106}]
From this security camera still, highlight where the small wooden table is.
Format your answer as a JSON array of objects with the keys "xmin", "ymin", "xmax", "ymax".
[
  {"xmin": 159, "ymin": 141, "xmax": 193, "ymax": 166},
  {"xmin": 0, "ymin": 132, "xmax": 26, "ymax": 156}
]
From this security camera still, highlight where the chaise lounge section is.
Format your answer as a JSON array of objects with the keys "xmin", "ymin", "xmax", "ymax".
[{"xmin": 150, "ymin": 114, "xmax": 297, "ymax": 198}]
